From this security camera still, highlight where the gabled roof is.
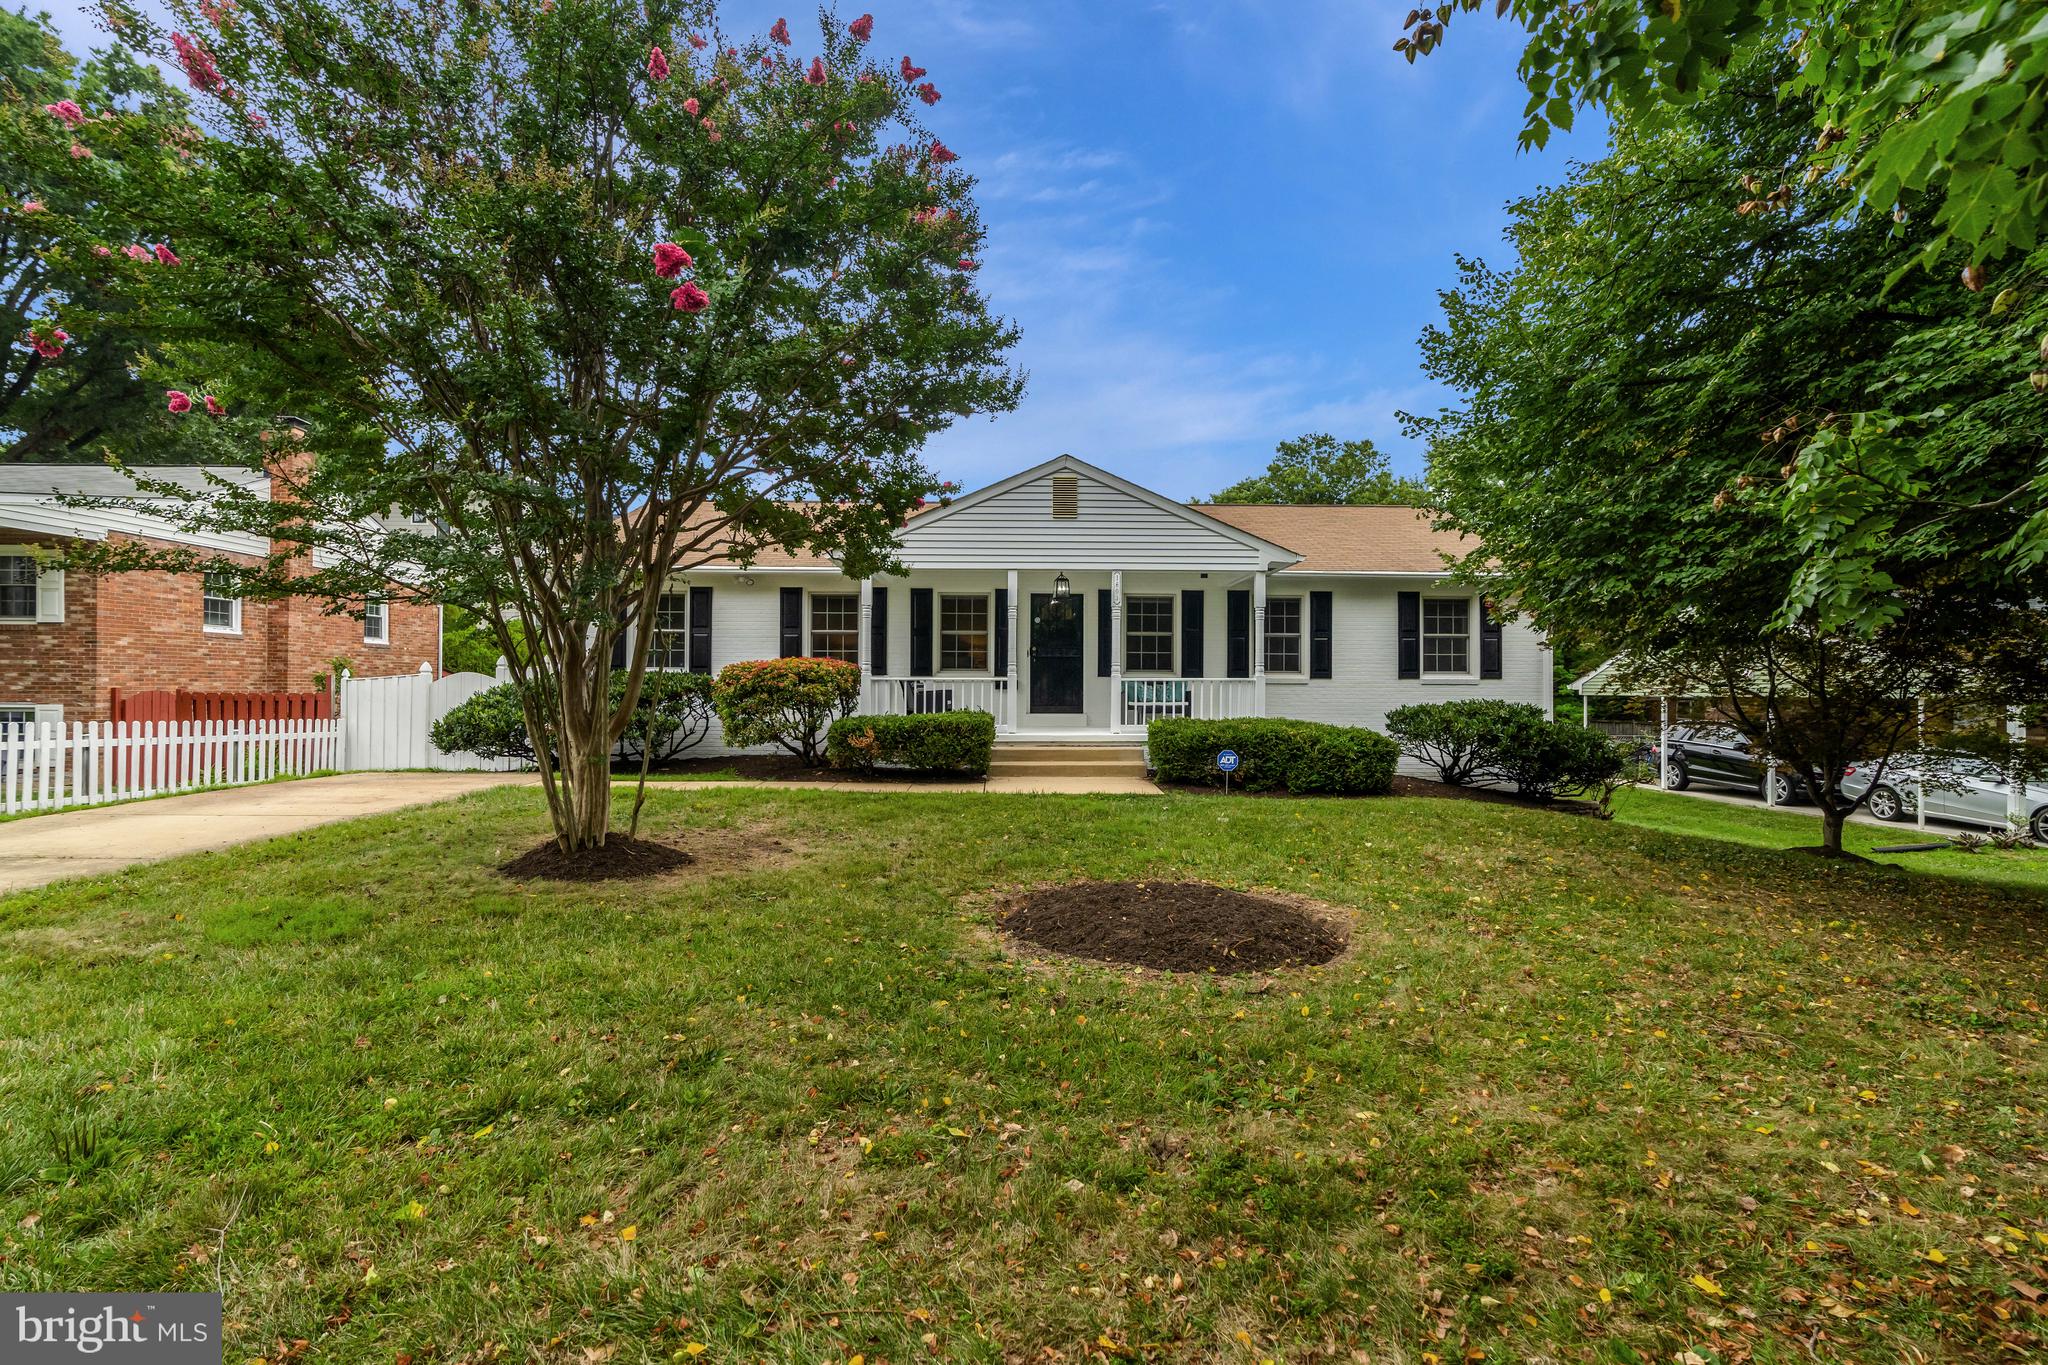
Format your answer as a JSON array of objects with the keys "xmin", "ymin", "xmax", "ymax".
[
  {"xmin": 897, "ymin": 453, "xmax": 1303, "ymax": 568},
  {"xmin": 1191, "ymin": 503, "xmax": 1473, "ymax": 575}
]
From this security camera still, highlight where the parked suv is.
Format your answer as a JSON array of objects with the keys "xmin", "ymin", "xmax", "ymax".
[
  {"xmin": 1651, "ymin": 724, "xmax": 1808, "ymax": 803},
  {"xmin": 1841, "ymin": 758, "xmax": 2048, "ymax": 839}
]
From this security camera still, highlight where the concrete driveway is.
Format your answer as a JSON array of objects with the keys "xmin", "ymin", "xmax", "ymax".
[{"xmin": 0, "ymin": 772, "xmax": 530, "ymax": 895}]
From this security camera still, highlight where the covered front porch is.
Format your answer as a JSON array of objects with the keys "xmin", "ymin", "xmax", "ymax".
[{"xmin": 851, "ymin": 568, "xmax": 1274, "ymax": 737}]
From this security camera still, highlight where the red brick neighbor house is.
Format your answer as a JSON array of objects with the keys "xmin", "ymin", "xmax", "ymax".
[{"xmin": 0, "ymin": 464, "xmax": 440, "ymax": 726}]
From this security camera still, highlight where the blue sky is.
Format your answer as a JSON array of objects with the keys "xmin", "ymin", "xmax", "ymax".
[{"xmin": 40, "ymin": 1, "xmax": 1603, "ymax": 499}]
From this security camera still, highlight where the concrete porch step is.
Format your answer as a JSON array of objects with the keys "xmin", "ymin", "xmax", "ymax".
[{"xmin": 989, "ymin": 745, "xmax": 1150, "ymax": 779}]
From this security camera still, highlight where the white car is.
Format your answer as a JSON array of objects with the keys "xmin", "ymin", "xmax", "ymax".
[{"xmin": 1843, "ymin": 758, "xmax": 2048, "ymax": 840}]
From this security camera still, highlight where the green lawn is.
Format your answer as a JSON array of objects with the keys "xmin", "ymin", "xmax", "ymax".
[{"xmin": 2, "ymin": 786, "xmax": 2043, "ymax": 1362}]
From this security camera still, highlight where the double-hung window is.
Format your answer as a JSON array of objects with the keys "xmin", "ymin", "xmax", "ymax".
[
  {"xmin": 0, "ymin": 554, "xmax": 35, "ymax": 622},
  {"xmin": 810, "ymin": 593, "xmax": 859, "ymax": 662},
  {"xmin": 363, "ymin": 597, "xmax": 389, "ymax": 645},
  {"xmin": 1422, "ymin": 597, "xmax": 1471, "ymax": 675},
  {"xmin": 1124, "ymin": 595, "xmax": 1174, "ymax": 673},
  {"xmin": 1264, "ymin": 597, "xmax": 1303, "ymax": 674},
  {"xmin": 940, "ymin": 594, "xmax": 989, "ymax": 671},
  {"xmin": 649, "ymin": 591, "xmax": 690, "ymax": 669},
  {"xmin": 202, "ymin": 571, "xmax": 242, "ymax": 634}
]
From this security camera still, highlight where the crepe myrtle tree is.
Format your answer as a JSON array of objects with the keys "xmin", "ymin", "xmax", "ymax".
[{"xmin": 56, "ymin": 2, "xmax": 1021, "ymax": 853}]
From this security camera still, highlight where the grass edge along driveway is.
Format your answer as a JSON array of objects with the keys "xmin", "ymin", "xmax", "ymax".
[{"xmin": 1, "ymin": 784, "xmax": 2042, "ymax": 1362}]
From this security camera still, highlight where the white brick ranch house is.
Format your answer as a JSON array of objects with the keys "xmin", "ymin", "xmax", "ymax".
[{"xmin": 629, "ymin": 455, "xmax": 1552, "ymax": 751}]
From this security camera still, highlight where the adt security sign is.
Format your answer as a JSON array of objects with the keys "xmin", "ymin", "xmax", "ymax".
[{"xmin": 1216, "ymin": 749, "xmax": 1240, "ymax": 773}]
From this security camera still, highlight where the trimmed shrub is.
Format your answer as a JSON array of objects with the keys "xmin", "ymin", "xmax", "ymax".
[
  {"xmin": 1494, "ymin": 719, "xmax": 1629, "ymax": 802},
  {"xmin": 1384, "ymin": 699, "xmax": 1549, "ymax": 786},
  {"xmin": 428, "ymin": 671, "xmax": 715, "ymax": 766},
  {"xmin": 826, "ymin": 710, "xmax": 995, "ymax": 776},
  {"xmin": 1146, "ymin": 717, "xmax": 1398, "ymax": 795},
  {"xmin": 713, "ymin": 657, "xmax": 862, "ymax": 765}
]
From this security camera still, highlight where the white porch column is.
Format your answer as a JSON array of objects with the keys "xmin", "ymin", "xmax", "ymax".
[
  {"xmin": 1252, "ymin": 570, "xmax": 1268, "ymax": 717},
  {"xmin": 2009, "ymin": 707, "xmax": 2027, "ymax": 829},
  {"xmin": 1108, "ymin": 569, "xmax": 1124, "ymax": 733},
  {"xmin": 857, "ymin": 578, "xmax": 874, "ymax": 711},
  {"xmin": 1658, "ymin": 696, "xmax": 1670, "ymax": 789},
  {"xmin": 1916, "ymin": 696, "xmax": 1927, "ymax": 830},
  {"xmin": 1004, "ymin": 569, "xmax": 1019, "ymax": 734}
]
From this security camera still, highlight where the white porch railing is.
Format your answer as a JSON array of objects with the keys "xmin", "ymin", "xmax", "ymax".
[
  {"xmin": 1118, "ymin": 678, "xmax": 1260, "ymax": 729},
  {"xmin": 1, "ymin": 719, "xmax": 343, "ymax": 815},
  {"xmin": 860, "ymin": 677, "xmax": 1015, "ymax": 732}
]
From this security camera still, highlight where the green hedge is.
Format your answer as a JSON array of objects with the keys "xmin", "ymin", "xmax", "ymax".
[
  {"xmin": 826, "ymin": 711, "xmax": 996, "ymax": 776},
  {"xmin": 713, "ymin": 657, "xmax": 862, "ymax": 765},
  {"xmin": 1146, "ymin": 717, "xmax": 1398, "ymax": 795}
]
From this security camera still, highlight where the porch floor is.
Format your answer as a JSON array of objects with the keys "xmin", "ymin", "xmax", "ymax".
[{"xmin": 996, "ymin": 731, "xmax": 1146, "ymax": 746}]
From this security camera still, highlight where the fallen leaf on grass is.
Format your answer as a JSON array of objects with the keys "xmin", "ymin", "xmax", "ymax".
[{"xmin": 1690, "ymin": 1273, "xmax": 1724, "ymax": 1297}]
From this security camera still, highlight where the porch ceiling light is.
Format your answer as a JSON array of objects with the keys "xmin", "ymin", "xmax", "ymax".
[{"xmin": 1052, "ymin": 572, "xmax": 1070, "ymax": 600}]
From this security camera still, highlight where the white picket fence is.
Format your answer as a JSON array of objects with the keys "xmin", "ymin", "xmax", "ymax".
[
  {"xmin": 1, "ymin": 718, "xmax": 343, "ymax": 815},
  {"xmin": 339, "ymin": 661, "xmax": 519, "ymax": 773}
]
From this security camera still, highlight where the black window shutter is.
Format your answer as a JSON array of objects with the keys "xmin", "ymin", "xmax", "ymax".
[
  {"xmin": 1180, "ymin": 589, "xmax": 1204, "ymax": 678},
  {"xmin": 993, "ymin": 588, "xmax": 1008, "ymax": 674},
  {"xmin": 779, "ymin": 586, "xmax": 804, "ymax": 657},
  {"xmin": 1096, "ymin": 588, "xmax": 1111, "ymax": 677},
  {"xmin": 1479, "ymin": 596, "xmax": 1503, "ymax": 679},
  {"xmin": 909, "ymin": 587, "xmax": 934, "ymax": 676},
  {"xmin": 1309, "ymin": 590, "xmax": 1334, "ymax": 680},
  {"xmin": 1226, "ymin": 590, "xmax": 1251, "ymax": 679},
  {"xmin": 1397, "ymin": 591, "xmax": 1421, "ymax": 679},
  {"xmin": 610, "ymin": 630, "xmax": 629, "ymax": 670},
  {"xmin": 870, "ymin": 586, "xmax": 888, "ymax": 676},
  {"xmin": 688, "ymin": 585, "xmax": 713, "ymax": 673}
]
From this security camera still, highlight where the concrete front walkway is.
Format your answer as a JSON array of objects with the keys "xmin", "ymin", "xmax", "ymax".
[
  {"xmin": 0, "ymin": 772, "xmax": 530, "ymax": 895},
  {"xmin": 634, "ymin": 774, "xmax": 1162, "ymax": 796}
]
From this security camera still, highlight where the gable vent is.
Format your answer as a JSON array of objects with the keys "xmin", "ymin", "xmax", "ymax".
[{"xmin": 1050, "ymin": 472, "xmax": 1079, "ymax": 519}]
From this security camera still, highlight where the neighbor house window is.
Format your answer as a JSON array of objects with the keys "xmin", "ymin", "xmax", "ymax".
[
  {"xmin": 810, "ymin": 592, "xmax": 858, "ymax": 662},
  {"xmin": 1422, "ymin": 597, "xmax": 1471, "ymax": 675},
  {"xmin": 1265, "ymin": 597, "xmax": 1303, "ymax": 674},
  {"xmin": 363, "ymin": 598, "xmax": 389, "ymax": 645},
  {"xmin": 940, "ymin": 594, "xmax": 990, "ymax": 671},
  {"xmin": 202, "ymin": 571, "xmax": 242, "ymax": 634},
  {"xmin": 1124, "ymin": 595, "xmax": 1173, "ymax": 672},
  {"xmin": 0, "ymin": 706, "xmax": 33, "ymax": 728},
  {"xmin": 0, "ymin": 555, "xmax": 34, "ymax": 622},
  {"xmin": 649, "ymin": 591, "xmax": 689, "ymax": 669}
]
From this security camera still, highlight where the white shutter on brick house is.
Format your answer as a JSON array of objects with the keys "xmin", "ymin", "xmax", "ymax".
[{"xmin": 34, "ymin": 564, "xmax": 63, "ymax": 623}]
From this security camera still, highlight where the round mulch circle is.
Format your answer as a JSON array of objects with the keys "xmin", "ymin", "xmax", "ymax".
[
  {"xmin": 499, "ymin": 836, "xmax": 696, "ymax": 882},
  {"xmin": 1000, "ymin": 880, "xmax": 1347, "ymax": 974}
]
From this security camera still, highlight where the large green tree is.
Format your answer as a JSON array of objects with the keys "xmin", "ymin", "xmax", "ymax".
[
  {"xmin": 1206, "ymin": 432, "xmax": 1428, "ymax": 507},
  {"xmin": 1412, "ymin": 61, "xmax": 2048, "ymax": 854},
  {"xmin": 52, "ymin": 1, "xmax": 1021, "ymax": 855},
  {"xmin": 0, "ymin": 8, "xmax": 206, "ymax": 463}
]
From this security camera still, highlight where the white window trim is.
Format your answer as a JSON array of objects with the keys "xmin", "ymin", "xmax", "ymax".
[
  {"xmin": 808, "ymin": 590, "xmax": 860, "ymax": 664},
  {"xmin": 937, "ymin": 591, "xmax": 993, "ymax": 675},
  {"xmin": 648, "ymin": 590, "xmax": 691, "ymax": 670},
  {"xmin": 1264, "ymin": 595, "xmax": 1306, "ymax": 678},
  {"xmin": 1122, "ymin": 593, "xmax": 1176, "ymax": 677},
  {"xmin": 202, "ymin": 575, "xmax": 243, "ymax": 636},
  {"xmin": 1421, "ymin": 594, "xmax": 1477, "ymax": 681},
  {"xmin": 363, "ymin": 597, "xmax": 390, "ymax": 646},
  {"xmin": 0, "ymin": 545, "xmax": 53, "ymax": 625}
]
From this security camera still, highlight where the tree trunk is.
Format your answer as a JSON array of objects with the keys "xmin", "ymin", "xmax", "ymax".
[
  {"xmin": 552, "ymin": 693, "xmax": 615, "ymax": 853},
  {"xmin": 1819, "ymin": 803, "xmax": 1846, "ymax": 857}
]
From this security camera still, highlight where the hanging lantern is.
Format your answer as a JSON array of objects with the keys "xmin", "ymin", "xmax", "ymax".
[{"xmin": 1052, "ymin": 572, "xmax": 1070, "ymax": 600}]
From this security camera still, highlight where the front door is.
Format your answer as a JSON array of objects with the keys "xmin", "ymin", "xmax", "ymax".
[{"xmin": 1029, "ymin": 593, "xmax": 1084, "ymax": 714}]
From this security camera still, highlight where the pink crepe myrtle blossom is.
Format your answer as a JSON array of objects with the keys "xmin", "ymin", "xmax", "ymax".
[
  {"xmin": 647, "ymin": 45, "xmax": 669, "ymax": 80},
  {"xmin": 806, "ymin": 56, "xmax": 826, "ymax": 85},
  {"xmin": 687, "ymin": 33, "xmax": 707, "ymax": 49},
  {"xmin": 929, "ymin": 140, "xmax": 958, "ymax": 164},
  {"xmin": 123, "ymin": 244, "xmax": 150, "ymax": 260},
  {"xmin": 706, "ymin": 128, "xmax": 722, "ymax": 142},
  {"xmin": 670, "ymin": 281, "xmax": 710, "ymax": 312},
  {"xmin": 29, "ymin": 328, "xmax": 70, "ymax": 360},
  {"xmin": 900, "ymin": 55, "xmax": 926, "ymax": 81},
  {"xmin": 248, "ymin": 111, "xmax": 267, "ymax": 131},
  {"xmin": 154, "ymin": 243, "xmax": 183, "ymax": 266},
  {"xmin": 93, "ymin": 245, "xmax": 111, "ymax": 257},
  {"xmin": 683, "ymin": 96, "xmax": 700, "ymax": 115},
  {"xmin": 957, "ymin": 257, "xmax": 979, "ymax": 271},
  {"xmin": 769, "ymin": 17, "xmax": 790, "ymax": 44},
  {"xmin": 760, "ymin": 53, "xmax": 772, "ymax": 66},
  {"xmin": 69, "ymin": 143, "xmax": 91, "ymax": 159},
  {"xmin": 848, "ymin": 13, "xmax": 873, "ymax": 41},
  {"xmin": 43, "ymin": 99, "xmax": 86, "ymax": 127},
  {"xmin": 165, "ymin": 390, "xmax": 192, "ymax": 414},
  {"xmin": 916, "ymin": 81, "xmax": 940, "ymax": 105},
  {"xmin": 652, "ymin": 242, "xmax": 693, "ymax": 278},
  {"xmin": 198, "ymin": 0, "xmax": 234, "ymax": 26},
  {"xmin": 171, "ymin": 33, "xmax": 225, "ymax": 93},
  {"xmin": 203, "ymin": 395, "xmax": 225, "ymax": 416},
  {"xmin": 20, "ymin": 199, "xmax": 45, "ymax": 213}
]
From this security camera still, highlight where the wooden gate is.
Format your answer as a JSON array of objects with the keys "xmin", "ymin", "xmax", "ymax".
[{"xmin": 109, "ymin": 688, "xmax": 333, "ymax": 723}]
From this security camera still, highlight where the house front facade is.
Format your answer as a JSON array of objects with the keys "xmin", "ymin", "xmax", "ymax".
[
  {"xmin": 633, "ymin": 455, "xmax": 1552, "ymax": 750},
  {"xmin": 0, "ymin": 464, "xmax": 440, "ymax": 726}
]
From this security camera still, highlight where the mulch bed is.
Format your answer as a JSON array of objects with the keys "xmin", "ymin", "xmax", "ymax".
[
  {"xmin": 1000, "ymin": 880, "xmax": 1347, "ymax": 974},
  {"xmin": 635, "ymin": 754, "xmax": 978, "ymax": 784},
  {"xmin": 499, "ymin": 836, "xmax": 696, "ymax": 882}
]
